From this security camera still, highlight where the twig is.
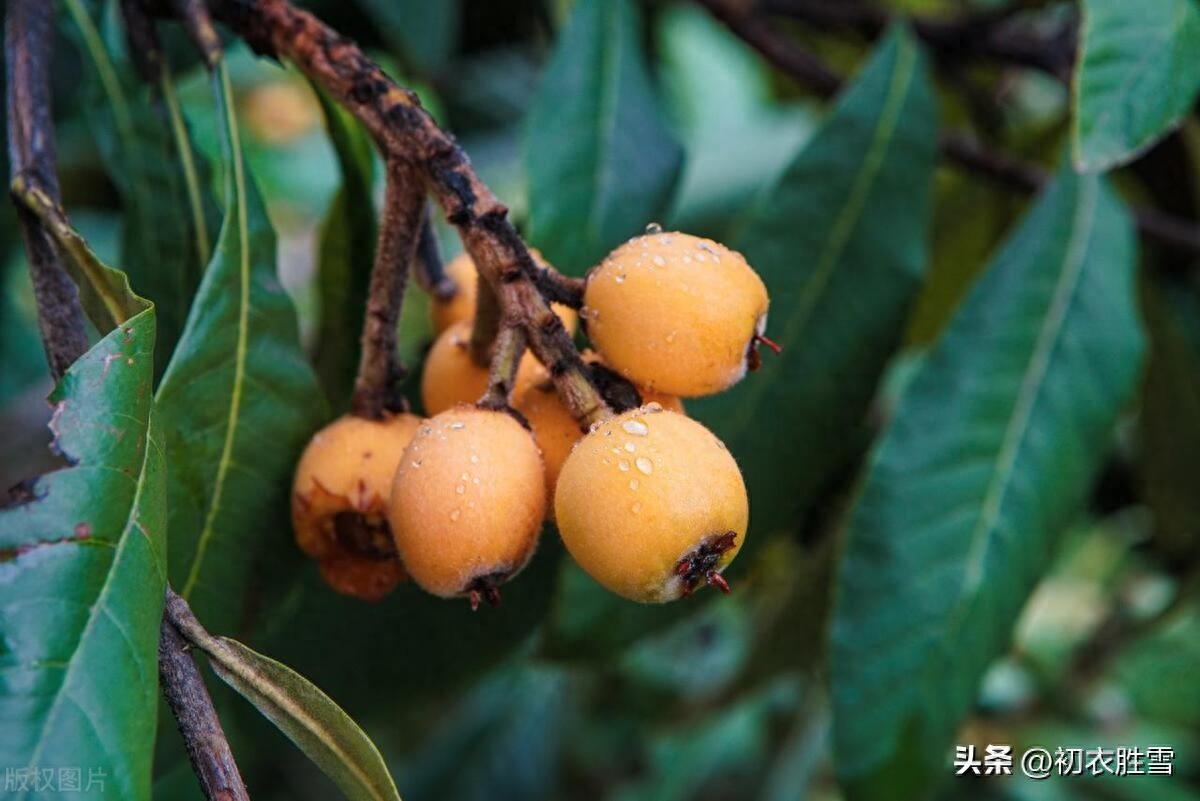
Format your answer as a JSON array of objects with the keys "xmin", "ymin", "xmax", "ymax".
[
  {"xmin": 161, "ymin": 590, "xmax": 250, "ymax": 801},
  {"xmin": 695, "ymin": 0, "xmax": 1200, "ymax": 257},
  {"xmin": 351, "ymin": 159, "xmax": 423, "ymax": 419},
  {"xmin": 531, "ymin": 266, "xmax": 585, "ymax": 309},
  {"xmin": 5, "ymin": 0, "xmax": 90, "ymax": 381},
  {"xmin": 204, "ymin": 0, "xmax": 611, "ymax": 427},
  {"xmin": 468, "ymin": 273, "xmax": 502, "ymax": 367}
]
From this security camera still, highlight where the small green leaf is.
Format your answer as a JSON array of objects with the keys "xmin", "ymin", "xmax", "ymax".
[
  {"xmin": 1073, "ymin": 0, "xmax": 1200, "ymax": 171},
  {"xmin": 829, "ymin": 160, "xmax": 1144, "ymax": 798},
  {"xmin": 0, "ymin": 305, "xmax": 166, "ymax": 801},
  {"xmin": 65, "ymin": 0, "xmax": 219, "ymax": 373},
  {"xmin": 156, "ymin": 65, "xmax": 324, "ymax": 633},
  {"xmin": 312, "ymin": 88, "xmax": 378, "ymax": 410},
  {"xmin": 179, "ymin": 621, "xmax": 401, "ymax": 801},
  {"xmin": 691, "ymin": 27, "xmax": 938, "ymax": 547},
  {"xmin": 525, "ymin": 0, "xmax": 684, "ymax": 273}
]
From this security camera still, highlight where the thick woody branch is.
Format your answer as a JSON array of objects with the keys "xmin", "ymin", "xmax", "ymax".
[
  {"xmin": 351, "ymin": 160, "xmax": 423, "ymax": 420},
  {"xmin": 159, "ymin": 598, "xmax": 250, "ymax": 801},
  {"xmin": 205, "ymin": 0, "xmax": 610, "ymax": 425},
  {"xmin": 6, "ymin": 0, "xmax": 90, "ymax": 381},
  {"xmin": 695, "ymin": 0, "xmax": 1200, "ymax": 257}
]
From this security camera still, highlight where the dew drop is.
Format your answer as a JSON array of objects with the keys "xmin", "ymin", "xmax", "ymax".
[
  {"xmin": 652, "ymin": 255, "xmax": 666, "ymax": 267},
  {"xmin": 644, "ymin": 222, "xmax": 663, "ymax": 235},
  {"xmin": 622, "ymin": 419, "xmax": 649, "ymax": 436},
  {"xmin": 631, "ymin": 502, "xmax": 643, "ymax": 514},
  {"xmin": 636, "ymin": 457, "xmax": 654, "ymax": 475},
  {"xmin": 614, "ymin": 273, "xmax": 626, "ymax": 284},
  {"xmin": 629, "ymin": 479, "xmax": 639, "ymax": 491},
  {"xmin": 411, "ymin": 459, "xmax": 423, "ymax": 468},
  {"xmin": 448, "ymin": 422, "xmax": 465, "ymax": 430},
  {"xmin": 450, "ymin": 509, "xmax": 462, "ymax": 522},
  {"xmin": 618, "ymin": 460, "xmax": 631, "ymax": 472},
  {"xmin": 455, "ymin": 484, "xmax": 466, "ymax": 495},
  {"xmin": 624, "ymin": 442, "xmax": 636, "ymax": 452},
  {"xmin": 461, "ymin": 472, "xmax": 470, "ymax": 481},
  {"xmin": 469, "ymin": 453, "xmax": 480, "ymax": 464},
  {"xmin": 644, "ymin": 402, "xmax": 663, "ymax": 412}
]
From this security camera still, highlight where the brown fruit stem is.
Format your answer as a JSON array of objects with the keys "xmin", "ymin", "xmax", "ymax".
[
  {"xmin": 478, "ymin": 322, "xmax": 527, "ymax": 411},
  {"xmin": 468, "ymin": 273, "xmax": 502, "ymax": 368},
  {"xmin": 351, "ymin": 159, "xmax": 424, "ymax": 420},
  {"xmin": 203, "ymin": 0, "xmax": 613, "ymax": 427}
]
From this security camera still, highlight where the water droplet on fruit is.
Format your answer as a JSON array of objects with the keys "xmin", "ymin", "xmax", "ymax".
[
  {"xmin": 645, "ymin": 222, "xmax": 663, "ymax": 234},
  {"xmin": 624, "ymin": 442, "xmax": 636, "ymax": 452},
  {"xmin": 456, "ymin": 484, "xmax": 465, "ymax": 495},
  {"xmin": 615, "ymin": 273, "xmax": 625, "ymax": 284},
  {"xmin": 636, "ymin": 457, "xmax": 654, "ymax": 475},
  {"xmin": 652, "ymin": 255, "xmax": 666, "ymax": 267},
  {"xmin": 622, "ymin": 419, "xmax": 649, "ymax": 436},
  {"xmin": 629, "ymin": 479, "xmax": 639, "ymax": 491},
  {"xmin": 450, "ymin": 509, "xmax": 461, "ymax": 522},
  {"xmin": 618, "ymin": 460, "xmax": 630, "ymax": 472},
  {"xmin": 470, "ymin": 453, "xmax": 480, "ymax": 464},
  {"xmin": 448, "ymin": 422, "xmax": 465, "ymax": 430},
  {"xmin": 631, "ymin": 502, "xmax": 643, "ymax": 514}
]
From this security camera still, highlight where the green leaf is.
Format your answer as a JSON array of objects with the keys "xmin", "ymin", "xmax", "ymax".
[
  {"xmin": 65, "ymin": 0, "xmax": 219, "ymax": 373},
  {"xmin": 312, "ymin": 89, "xmax": 378, "ymax": 410},
  {"xmin": 658, "ymin": 4, "xmax": 816, "ymax": 238},
  {"xmin": 829, "ymin": 161, "xmax": 1144, "ymax": 798},
  {"xmin": 0, "ymin": 306, "xmax": 166, "ymax": 801},
  {"xmin": 156, "ymin": 66, "xmax": 324, "ymax": 633},
  {"xmin": 355, "ymin": 0, "xmax": 461, "ymax": 74},
  {"xmin": 525, "ymin": 0, "xmax": 684, "ymax": 273},
  {"xmin": 690, "ymin": 27, "xmax": 938, "ymax": 547},
  {"xmin": 1073, "ymin": 0, "xmax": 1200, "ymax": 171},
  {"xmin": 178, "ymin": 621, "xmax": 401, "ymax": 801}
]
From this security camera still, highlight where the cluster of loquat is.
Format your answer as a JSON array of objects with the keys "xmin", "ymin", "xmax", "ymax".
[{"xmin": 291, "ymin": 230, "xmax": 772, "ymax": 609}]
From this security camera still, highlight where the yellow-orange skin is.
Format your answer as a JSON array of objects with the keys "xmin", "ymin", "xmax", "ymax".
[
  {"xmin": 291, "ymin": 413, "xmax": 422, "ymax": 601},
  {"xmin": 515, "ymin": 374, "xmax": 683, "ymax": 516},
  {"xmin": 389, "ymin": 407, "xmax": 545, "ymax": 598},
  {"xmin": 420, "ymin": 321, "xmax": 541, "ymax": 416},
  {"xmin": 431, "ymin": 252, "xmax": 579, "ymax": 335},
  {"xmin": 584, "ymin": 232, "xmax": 768, "ymax": 397},
  {"xmin": 555, "ymin": 407, "xmax": 747, "ymax": 603}
]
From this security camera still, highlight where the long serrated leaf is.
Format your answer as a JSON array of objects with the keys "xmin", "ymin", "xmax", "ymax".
[
  {"xmin": 691, "ymin": 27, "xmax": 937, "ymax": 546},
  {"xmin": 829, "ymin": 161, "xmax": 1144, "ymax": 798},
  {"xmin": 525, "ymin": 0, "xmax": 684, "ymax": 273},
  {"xmin": 1073, "ymin": 0, "xmax": 1200, "ymax": 171},
  {"xmin": 65, "ymin": 0, "xmax": 219, "ymax": 373},
  {"xmin": 166, "ymin": 593, "xmax": 400, "ymax": 801},
  {"xmin": 0, "ymin": 305, "xmax": 166, "ymax": 801},
  {"xmin": 312, "ymin": 88, "xmax": 377, "ymax": 410},
  {"xmin": 155, "ymin": 65, "xmax": 324, "ymax": 632}
]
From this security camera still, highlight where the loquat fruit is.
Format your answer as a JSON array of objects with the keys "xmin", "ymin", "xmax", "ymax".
[
  {"xmin": 554, "ymin": 406, "xmax": 747, "ymax": 603},
  {"xmin": 291, "ymin": 412, "xmax": 422, "ymax": 601},
  {"xmin": 583, "ymin": 231, "xmax": 771, "ymax": 397},
  {"xmin": 389, "ymin": 406, "xmax": 546, "ymax": 607},
  {"xmin": 420, "ymin": 320, "xmax": 542, "ymax": 416}
]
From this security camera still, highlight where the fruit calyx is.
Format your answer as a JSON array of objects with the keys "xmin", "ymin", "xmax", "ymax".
[{"xmin": 675, "ymin": 531, "xmax": 738, "ymax": 597}]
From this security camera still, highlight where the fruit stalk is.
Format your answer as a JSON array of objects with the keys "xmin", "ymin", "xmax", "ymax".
[
  {"xmin": 204, "ymin": 0, "xmax": 612, "ymax": 426},
  {"xmin": 350, "ymin": 160, "xmax": 424, "ymax": 420},
  {"xmin": 478, "ymin": 323, "xmax": 527, "ymax": 410}
]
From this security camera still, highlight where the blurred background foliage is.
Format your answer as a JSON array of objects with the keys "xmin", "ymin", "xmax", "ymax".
[{"xmin": 2, "ymin": 0, "xmax": 1199, "ymax": 799}]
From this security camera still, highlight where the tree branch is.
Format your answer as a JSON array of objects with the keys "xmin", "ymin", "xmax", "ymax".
[
  {"xmin": 5, "ymin": 0, "xmax": 90, "ymax": 381},
  {"xmin": 204, "ymin": 0, "xmax": 610, "ymax": 426},
  {"xmin": 159, "ymin": 595, "xmax": 251, "ymax": 801},
  {"xmin": 695, "ymin": 0, "xmax": 1200, "ymax": 257}
]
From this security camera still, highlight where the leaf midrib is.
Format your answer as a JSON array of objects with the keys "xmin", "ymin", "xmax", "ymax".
[{"xmin": 181, "ymin": 66, "xmax": 252, "ymax": 600}]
